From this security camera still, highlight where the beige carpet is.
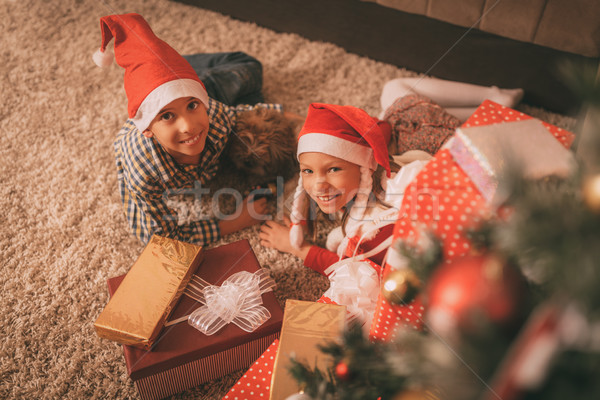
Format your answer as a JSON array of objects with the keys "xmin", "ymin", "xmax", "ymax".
[{"xmin": 0, "ymin": 0, "xmax": 577, "ymax": 398}]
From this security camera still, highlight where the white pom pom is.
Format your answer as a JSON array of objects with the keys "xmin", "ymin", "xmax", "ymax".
[
  {"xmin": 325, "ymin": 226, "xmax": 344, "ymax": 252},
  {"xmin": 92, "ymin": 48, "xmax": 113, "ymax": 68},
  {"xmin": 289, "ymin": 224, "xmax": 304, "ymax": 250},
  {"xmin": 289, "ymin": 175, "xmax": 307, "ymax": 249}
]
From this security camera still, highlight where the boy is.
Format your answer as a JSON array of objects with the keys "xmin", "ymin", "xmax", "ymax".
[{"xmin": 93, "ymin": 13, "xmax": 277, "ymax": 245}]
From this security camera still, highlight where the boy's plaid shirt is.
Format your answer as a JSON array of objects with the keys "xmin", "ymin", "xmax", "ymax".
[{"xmin": 114, "ymin": 98, "xmax": 282, "ymax": 245}]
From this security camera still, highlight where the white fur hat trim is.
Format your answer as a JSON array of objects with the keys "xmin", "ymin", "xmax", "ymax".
[
  {"xmin": 132, "ymin": 79, "xmax": 209, "ymax": 132},
  {"xmin": 298, "ymin": 133, "xmax": 377, "ymax": 170}
]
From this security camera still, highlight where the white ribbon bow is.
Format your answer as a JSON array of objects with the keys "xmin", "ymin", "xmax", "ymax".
[
  {"xmin": 187, "ymin": 269, "xmax": 276, "ymax": 336},
  {"xmin": 322, "ymin": 259, "xmax": 380, "ymax": 330}
]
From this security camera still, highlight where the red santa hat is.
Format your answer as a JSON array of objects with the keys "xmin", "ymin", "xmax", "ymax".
[
  {"xmin": 92, "ymin": 13, "xmax": 209, "ymax": 132},
  {"xmin": 289, "ymin": 103, "xmax": 391, "ymax": 249}
]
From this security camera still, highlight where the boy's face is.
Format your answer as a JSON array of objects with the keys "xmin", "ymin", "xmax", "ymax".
[{"xmin": 143, "ymin": 97, "xmax": 209, "ymax": 165}]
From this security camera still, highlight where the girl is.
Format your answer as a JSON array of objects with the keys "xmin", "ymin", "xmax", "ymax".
[{"xmin": 259, "ymin": 102, "xmax": 429, "ymax": 276}]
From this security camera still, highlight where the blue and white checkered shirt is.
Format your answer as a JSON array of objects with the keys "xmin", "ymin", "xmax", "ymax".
[{"xmin": 114, "ymin": 97, "xmax": 282, "ymax": 245}]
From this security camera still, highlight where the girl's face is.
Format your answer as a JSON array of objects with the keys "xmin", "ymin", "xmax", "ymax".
[
  {"xmin": 299, "ymin": 152, "xmax": 362, "ymax": 214},
  {"xmin": 143, "ymin": 97, "xmax": 210, "ymax": 165}
]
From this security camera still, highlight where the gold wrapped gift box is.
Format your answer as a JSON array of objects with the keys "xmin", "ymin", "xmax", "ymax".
[
  {"xmin": 94, "ymin": 235, "xmax": 204, "ymax": 349},
  {"xmin": 270, "ymin": 300, "xmax": 346, "ymax": 399}
]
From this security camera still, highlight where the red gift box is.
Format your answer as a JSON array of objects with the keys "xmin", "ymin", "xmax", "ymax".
[
  {"xmin": 369, "ymin": 100, "xmax": 575, "ymax": 342},
  {"xmin": 107, "ymin": 239, "xmax": 283, "ymax": 400}
]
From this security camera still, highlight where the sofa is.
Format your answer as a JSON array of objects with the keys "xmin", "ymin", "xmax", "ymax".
[
  {"xmin": 178, "ymin": 0, "xmax": 599, "ymax": 115},
  {"xmin": 366, "ymin": 0, "xmax": 598, "ymax": 58}
]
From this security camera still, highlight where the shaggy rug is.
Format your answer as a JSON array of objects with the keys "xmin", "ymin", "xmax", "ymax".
[{"xmin": 0, "ymin": 0, "xmax": 577, "ymax": 399}]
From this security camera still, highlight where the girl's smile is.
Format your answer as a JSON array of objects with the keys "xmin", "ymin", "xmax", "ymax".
[{"xmin": 299, "ymin": 152, "xmax": 361, "ymax": 214}]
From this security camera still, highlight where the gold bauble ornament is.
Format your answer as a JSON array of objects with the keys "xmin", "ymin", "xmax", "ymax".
[
  {"xmin": 582, "ymin": 174, "xmax": 600, "ymax": 213},
  {"xmin": 381, "ymin": 269, "xmax": 421, "ymax": 305}
]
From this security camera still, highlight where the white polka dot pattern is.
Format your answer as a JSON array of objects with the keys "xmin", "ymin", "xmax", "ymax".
[{"xmin": 223, "ymin": 339, "xmax": 279, "ymax": 399}]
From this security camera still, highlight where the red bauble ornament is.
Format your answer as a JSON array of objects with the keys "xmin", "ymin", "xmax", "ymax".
[
  {"xmin": 335, "ymin": 361, "xmax": 350, "ymax": 381},
  {"xmin": 425, "ymin": 253, "xmax": 528, "ymax": 337}
]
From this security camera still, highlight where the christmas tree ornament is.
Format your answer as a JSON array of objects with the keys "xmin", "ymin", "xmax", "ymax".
[
  {"xmin": 382, "ymin": 268, "xmax": 422, "ymax": 305},
  {"xmin": 582, "ymin": 174, "xmax": 600, "ymax": 213},
  {"xmin": 425, "ymin": 254, "xmax": 528, "ymax": 337},
  {"xmin": 335, "ymin": 360, "xmax": 351, "ymax": 381}
]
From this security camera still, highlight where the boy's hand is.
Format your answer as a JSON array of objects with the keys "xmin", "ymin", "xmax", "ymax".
[
  {"xmin": 244, "ymin": 195, "xmax": 270, "ymax": 225},
  {"xmin": 259, "ymin": 216, "xmax": 310, "ymax": 260},
  {"xmin": 219, "ymin": 196, "xmax": 270, "ymax": 236}
]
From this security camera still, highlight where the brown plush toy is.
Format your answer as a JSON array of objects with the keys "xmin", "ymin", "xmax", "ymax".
[{"xmin": 224, "ymin": 107, "xmax": 300, "ymax": 186}]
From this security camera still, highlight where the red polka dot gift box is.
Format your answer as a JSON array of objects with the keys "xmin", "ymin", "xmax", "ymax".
[
  {"xmin": 224, "ymin": 339, "xmax": 279, "ymax": 400},
  {"xmin": 369, "ymin": 100, "xmax": 575, "ymax": 342}
]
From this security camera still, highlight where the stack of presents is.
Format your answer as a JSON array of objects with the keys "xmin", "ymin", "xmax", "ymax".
[{"xmin": 95, "ymin": 101, "xmax": 575, "ymax": 399}]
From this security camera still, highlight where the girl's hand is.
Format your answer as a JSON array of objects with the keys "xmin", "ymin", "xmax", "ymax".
[{"xmin": 259, "ymin": 216, "xmax": 311, "ymax": 260}]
